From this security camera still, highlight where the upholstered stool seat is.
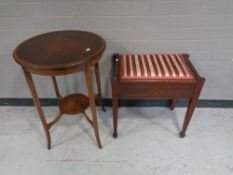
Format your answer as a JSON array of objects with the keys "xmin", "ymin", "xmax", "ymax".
[
  {"xmin": 111, "ymin": 53, "xmax": 205, "ymax": 138},
  {"xmin": 120, "ymin": 54, "xmax": 194, "ymax": 80}
]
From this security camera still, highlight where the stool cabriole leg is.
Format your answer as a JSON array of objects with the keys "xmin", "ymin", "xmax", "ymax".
[
  {"xmin": 94, "ymin": 63, "xmax": 106, "ymax": 112},
  {"xmin": 23, "ymin": 69, "xmax": 51, "ymax": 149},
  {"xmin": 180, "ymin": 78, "xmax": 205, "ymax": 137},
  {"xmin": 85, "ymin": 66, "xmax": 102, "ymax": 149}
]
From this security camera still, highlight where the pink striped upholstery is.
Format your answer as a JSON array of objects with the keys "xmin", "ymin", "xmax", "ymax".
[{"xmin": 120, "ymin": 54, "xmax": 194, "ymax": 80}]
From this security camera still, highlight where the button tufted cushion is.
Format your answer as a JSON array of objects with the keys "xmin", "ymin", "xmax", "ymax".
[{"xmin": 119, "ymin": 54, "xmax": 194, "ymax": 80}]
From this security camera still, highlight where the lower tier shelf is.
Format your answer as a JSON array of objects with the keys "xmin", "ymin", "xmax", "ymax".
[{"xmin": 59, "ymin": 93, "xmax": 90, "ymax": 115}]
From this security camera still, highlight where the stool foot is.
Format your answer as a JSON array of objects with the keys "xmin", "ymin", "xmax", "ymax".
[
  {"xmin": 170, "ymin": 99, "xmax": 176, "ymax": 110},
  {"xmin": 101, "ymin": 105, "xmax": 106, "ymax": 112},
  {"xmin": 98, "ymin": 143, "xmax": 102, "ymax": 149},
  {"xmin": 179, "ymin": 132, "xmax": 185, "ymax": 138},
  {"xmin": 113, "ymin": 132, "xmax": 118, "ymax": 138}
]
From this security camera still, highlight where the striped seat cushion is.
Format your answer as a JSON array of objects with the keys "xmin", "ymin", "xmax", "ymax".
[{"xmin": 119, "ymin": 54, "xmax": 194, "ymax": 80}]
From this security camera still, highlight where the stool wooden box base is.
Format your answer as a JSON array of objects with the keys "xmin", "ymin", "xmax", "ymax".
[{"xmin": 111, "ymin": 53, "xmax": 205, "ymax": 138}]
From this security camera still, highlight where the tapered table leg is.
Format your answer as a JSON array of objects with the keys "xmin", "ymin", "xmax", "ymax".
[
  {"xmin": 51, "ymin": 76, "xmax": 62, "ymax": 111},
  {"xmin": 85, "ymin": 66, "xmax": 102, "ymax": 149},
  {"xmin": 94, "ymin": 63, "xmax": 106, "ymax": 112},
  {"xmin": 23, "ymin": 69, "xmax": 51, "ymax": 149}
]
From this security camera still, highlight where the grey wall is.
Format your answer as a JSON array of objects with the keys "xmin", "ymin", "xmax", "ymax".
[{"xmin": 0, "ymin": 0, "xmax": 232, "ymax": 99}]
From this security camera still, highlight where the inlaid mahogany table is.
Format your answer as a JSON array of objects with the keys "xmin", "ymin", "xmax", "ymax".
[
  {"xmin": 111, "ymin": 53, "xmax": 205, "ymax": 138},
  {"xmin": 13, "ymin": 30, "xmax": 106, "ymax": 149}
]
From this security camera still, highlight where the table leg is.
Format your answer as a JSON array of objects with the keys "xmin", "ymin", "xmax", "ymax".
[
  {"xmin": 23, "ymin": 69, "xmax": 51, "ymax": 149},
  {"xmin": 85, "ymin": 66, "xmax": 102, "ymax": 149},
  {"xmin": 94, "ymin": 63, "xmax": 105, "ymax": 112},
  {"xmin": 51, "ymin": 76, "xmax": 62, "ymax": 110}
]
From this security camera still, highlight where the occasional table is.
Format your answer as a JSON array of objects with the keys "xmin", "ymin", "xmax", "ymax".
[{"xmin": 13, "ymin": 30, "xmax": 106, "ymax": 149}]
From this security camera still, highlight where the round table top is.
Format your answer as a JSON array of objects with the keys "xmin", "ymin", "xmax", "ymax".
[{"xmin": 13, "ymin": 30, "xmax": 106, "ymax": 70}]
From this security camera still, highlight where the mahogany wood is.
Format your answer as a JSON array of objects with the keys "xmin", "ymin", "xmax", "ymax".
[
  {"xmin": 13, "ymin": 31, "xmax": 106, "ymax": 149},
  {"xmin": 60, "ymin": 94, "xmax": 90, "ymax": 115},
  {"xmin": 170, "ymin": 99, "xmax": 177, "ymax": 110},
  {"xmin": 23, "ymin": 68, "xmax": 51, "ymax": 149},
  {"xmin": 13, "ymin": 31, "xmax": 106, "ymax": 70},
  {"xmin": 84, "ymin": 64, "xmax": 102, "ymax": 149},
  {"xmin": 47, "ymin": 113, "xmax": 63, "ymax": 129},
  {"xmin": 95, "ymin": 63, "xmax": 106, "ymax": 112},
  {"xmin": 111, "ymin": 53, "xmax": 205, "ymax": 138}
]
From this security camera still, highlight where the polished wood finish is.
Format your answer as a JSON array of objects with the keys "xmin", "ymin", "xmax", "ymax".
[
  {"xmin": 111, "ymin": 53, "xmax": 205, "ymax": 138},
  {"xmin": 180, "ymin": 78, "xmax": 205, "ymax": 137},
  {"xmin": 60, "ymin": 94, "xmax": 90, "ymax": 115},
  {"xmin": 95, "ymin": 63, "xmax": 106, "ymax": 112},
  {"xmin": 13, "ymin": 31, "xmax": 106, "ymax": 149},
  {"xmin": 23, "ymin": 68, "xmax": 51, "ymax": 149},
  {"xmin": 84, "ymin": 64, "xmax": 102, "ymax": 148},
  {"xmin": 170, "ymin": 99, "xmax": 177, "ymax": 110},
  {"xmin": 14, "ymin": 31, "xmax": 106, "ymax": 70}
]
